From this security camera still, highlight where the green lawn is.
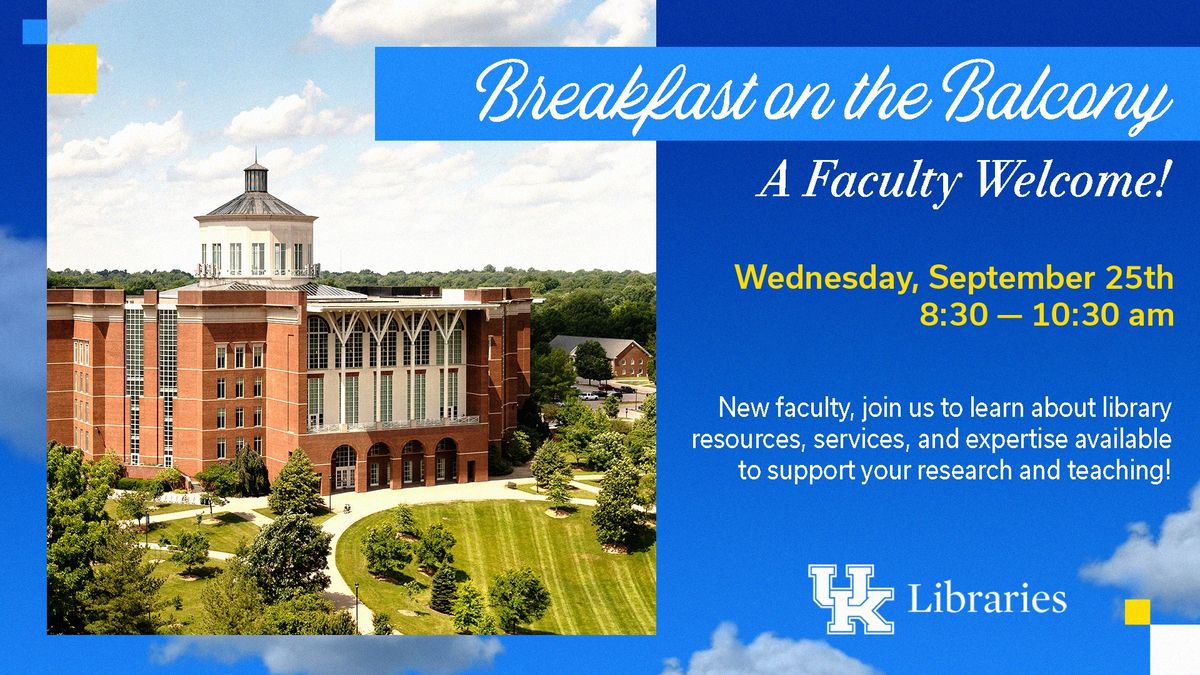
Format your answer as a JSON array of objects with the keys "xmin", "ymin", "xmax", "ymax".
[
  {"xmin": 149, "ymin": 552, "xmax": 228, "ymax": 634},
  {"xmin": 105, "ymin": 499, "xmax": 204, "ymax": 520},
  {"xmin": 336, "ymin": 500, "xmax": 655, "ymax": 635},
  {"xmin": 150, "ymin": 512, "xmax": 259, "ymax": 554},
  {"xmin": 574, "ymin": 479, "xmax": 603, "ymax": 489},
  {"xmin": 253, "ymin": 507, "xmax": 337, "ymax": 527},
  {"xmin": 515, "ymin": 483, "xmax": 594, "ymax": 500}
]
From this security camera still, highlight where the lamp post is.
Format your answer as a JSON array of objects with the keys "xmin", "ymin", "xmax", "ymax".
[{"xmin": 354, "ymin": 581, "xmax": 360, "ymax": 633}]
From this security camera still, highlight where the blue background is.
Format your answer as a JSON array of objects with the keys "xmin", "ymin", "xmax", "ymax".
[{"xmin": 4, "ymin": 0, "xmax": 1200, "ymax": 673}]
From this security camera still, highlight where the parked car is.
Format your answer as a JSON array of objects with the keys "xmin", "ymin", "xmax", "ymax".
[
  {"xmin": 619, "ymin": 385, "xmax": 636, "ymax": 394},
  {"xmin": 579, "ymin": 391, "xmax": 601, "ymax": 401},
  {"xmin": 597, "ymin": 383, "xmax": 617, "ymax": 392}
]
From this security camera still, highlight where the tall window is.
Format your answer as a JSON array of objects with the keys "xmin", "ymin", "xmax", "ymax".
[
  {"xmin": 234, "ymin": 345, "xmax": 245, "ymax": 368},
  {"xmin": 200, "ymin": 243, "xmax": 206, "ymax": 268},
  {"xmin": 343, "ymin": 375, "xmax": 359, "ymax": 424},
  {"xmin": 410, "ymin": 371, "xmax": 426, "ymax": 420},
  {"xmin": 229, "ymin": 243, "xmax": 242, "ymax": 275},
  {"xmin": 211, "ymin": 243, "xmax": 222, "ymax": 273},
  {"xmin": 380, "ymin": 373, "xmax": 393, "ymax": 422},
  {"xmin": 293, "ymin": 243, "xmax": 304, "ymax": 271},
  {"xmin": 253, "ymin": 406, "xmax": 262, "ymax": 426},
  {"xmin": 274, "ymin": 242, "xmax": 286, "ymax": 274},
  {"xmin": 253, "ymin": 436, "xmax": 263, "ymax": 454},
  {"xmin": 216, "ymin": 437, "xmax": 226, "ymax": 459},
  {"xmin": 252, "ymin": 243, "xmax": 265, "ymax": 275},
  {"xmin": 307, "ymin": 316, "xmax": 329, "ymax": 369},
  {"xmin": 404, "ymin": 320, "xmax": 430, "ymax": 366},
  {"xmin": 125, "ymin": 308, "xmax": 144, "ymax": 466},
  {"xmin": 438, "ymin": 327, "xmax": 464, "ymax": 365},
  {"xmin": 216, "ymin": 408, "xmax": 226, "ymax": 429},
  {"xmin": 216, "ymin": 378, "xmax": 226, "ymax": 399},
  {"xmin": 335, "ymin": 319, "xmax": 363, "ymax": 368},
  {"xmin": 235, "ymin": 378, "xmax": 244, "ymax": 398},
  {"xmin": 216, "ymin": 345, "xmax": 227, "ymax": 369},
  {"xmin": 371, "ymin": 317, "xmax": 397, "ymax": 367},
  {"xmin": 252, "ymin": 344, "xmax": 264, "ymax": 368},
  {"xmin": 254, "ymin": 376, "xmax": 263, "ymax": 397},
  {"xmin": 235, "ymin": 407, "xmax": 245, "ymax": 427},
  {"xmin": 307, "ymin": 376, "xmax": 324, "ymax": 427},
  {"xmin": 159, "ymin": 308, "xmax": 177, "ymax": 467},
  {"xmin": 235, "ymin": 437, "xmax": 245, "ymax": 453},
  {"xmin": 441, "ymin": 370, "xmax": 459, "ymax": 418}
]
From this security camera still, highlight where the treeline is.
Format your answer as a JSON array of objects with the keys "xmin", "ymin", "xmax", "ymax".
[{"xmin": 48, "ymin": 269, "xmax": 195, "ymax": 294}]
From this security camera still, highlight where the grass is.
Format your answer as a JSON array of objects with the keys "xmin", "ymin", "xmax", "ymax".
[
  {"xmin": 336, "ymin": 500, "xmax": 655, "ymax": 635},
  {"xmin": 253, "ymin": 507, "xmax": 337, "ymax": 527},
  {"xmin": 514, "ymin": 483, "xmax": 594, "ymax": 500},
  {"xmin": 105, "ymin": 499, "xmax": 204, "ymax": 520},
  {"xmin": 150, "ymin": 512, "xmax": 260, "ymax": 554},
  {"xmin": 149, "ymin": 551, "xmax": 229, "ymax": 635},
  {"xmin": 574, "ymin": 479, "xmax": 603, "ymax": 489}
]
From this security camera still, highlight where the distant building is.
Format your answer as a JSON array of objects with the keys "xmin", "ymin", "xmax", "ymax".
[
  {"xmin": 48, "ymin": 161, "xmax": 532, "ymax": 494},
  {"xmin": 548, "ymin": 335, "xmax": 651, "ymax": 378}
]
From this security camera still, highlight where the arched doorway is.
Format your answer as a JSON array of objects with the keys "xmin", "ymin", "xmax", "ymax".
[
  {"xmin": 435, "ymin": 437, "xmax": 458, "ymax": 484},
  {"xmin": 332, "ymin": 444, "xmax": 357, "ymax": 491},
  {"xmin": 367, "ymin": 442, "xmax": 391, "ymax": 489},
  {"xmin": 402, "ymin": 440, "xmax": 424, "ymax": 486}
]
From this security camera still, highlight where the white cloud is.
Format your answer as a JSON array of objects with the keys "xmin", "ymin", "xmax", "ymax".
[
  {"xmin": 0, "ymin": 233, "xmax": 47, "ymax": 456},
  {"xmin": 152, "ymin": 635, "xmax": 502, "ymax": 675},
  {"xmin": 225, "ymin": 81, "xmax": 372, "ymax": 142},
  {"xmin": 663, "ymin": 623, "xmax": 878, "ymax": 675},
  {"xmin": 47, "ymin": 0, "xmax": 112, "ymax": 33},
  {"xmin": 565, "ymin": 0, "xmax": 654, "ymax": 46},
  {"xmin": 48, "ymin": 112, "xmax": 190, "ymax": 179},
  {"xmin": 174, "ymin": 145, "xmax": 328, "ymax": 182},
  {"xmin": 309, "ymin": 0, "xmax": 653, "ymax": 46},
  {"xmin": 1082, "ymin": 483, "xmax": 1200, "ymax": 618}
]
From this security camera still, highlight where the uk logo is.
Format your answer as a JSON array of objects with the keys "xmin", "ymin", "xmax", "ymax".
[{"xmin": 808, "ymin": 564, "xmax": 895, "ymax": 635}]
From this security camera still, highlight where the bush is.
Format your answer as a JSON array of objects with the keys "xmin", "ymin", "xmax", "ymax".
[
  {"xmin": 502, "ymin": 428, "xmax": 533, "ymax": 464},
  {"xmin": 489, "ymin": 567, "xmax": 551, "ymax": 633},
  {"xmin": 116, "ymin": 477, "xmax": 168, "ymax": 493},
  {"xmin": 488, "ymin": 443, "xmax": 513, "ymax": 477},
  {"xmin": 373, "ymin": 612, "xmax": 393, "ymax": 635},
  {"xmin": 363, "ymin": 524, "xmax": 412, "ymax": 580},
  {"xmin": 430, "ymin": 565, "xmax": 457, "ymax": 613}
]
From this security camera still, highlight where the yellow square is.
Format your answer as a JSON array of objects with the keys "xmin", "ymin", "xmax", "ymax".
[
  {"xmin": 47, "ymin": 44, "xmax": 98, "ymax": 95},
  {"xmin": 1125, "ymin": 598, "xmax": 1151, "ymax": 625}
]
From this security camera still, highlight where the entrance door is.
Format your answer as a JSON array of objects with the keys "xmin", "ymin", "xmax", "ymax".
[
  {"xmin": 369, "ymin": 463, "xmax": 380, "ymax": 487},
  {"xmin": 335, "ymin": 465, "xmax": 355, "ymax": 490},
  {"xmin": 467, "ymin": 460, "xmax": 476, "ymax": 483}
]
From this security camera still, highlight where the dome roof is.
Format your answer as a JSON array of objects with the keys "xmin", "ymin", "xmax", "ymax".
[{"xmin": 206, "ymin": 191, "xmax": 307, "ymax": 216}]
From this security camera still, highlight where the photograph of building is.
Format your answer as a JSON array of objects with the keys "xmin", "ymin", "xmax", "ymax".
[
  {"xmin": 549, "ymin": 335, "xmax": 651, "ymax": 378},
  {"xmin": 48, "ymin": 162, "xmax": 532, "ymax": 494}
]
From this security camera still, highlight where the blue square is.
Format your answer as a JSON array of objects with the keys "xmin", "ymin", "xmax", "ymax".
[{"xmin": 22, "ymin": 19, "xmax": 48, "ymax": 45}]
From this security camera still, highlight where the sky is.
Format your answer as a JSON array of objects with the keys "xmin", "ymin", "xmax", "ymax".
[{"xmin": 45, "ymin": 0, "xmax": 656, "ymax": 274}]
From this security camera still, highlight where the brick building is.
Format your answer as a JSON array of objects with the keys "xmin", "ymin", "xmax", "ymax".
[
  {"xmin": 48, "ymin": 162, "xmax": 532, "ymax": 494},
  {"xmin": 548, "ymin": 335, "xmax": 651, "ymax": 378}
]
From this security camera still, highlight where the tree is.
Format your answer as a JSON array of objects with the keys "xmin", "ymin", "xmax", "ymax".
[
  {"xmin": 373, "ymin": 612, "xmax": 393, "ymax": 635},
  {"xmin": 363, "ymin": 524, "xmax": 412, "ymax": 580},
  {"xmin": 531, "ymin": 347, "xmax": 576, "ymax": 403},
  {"xmin": 114, "ymin": 489, "xmax": 152, "ymax": 523},
  {"xmin": 154, "ymin": 467, "xmax": 183, "ymax": 490},
  {"xmin": 602, "ymin": 393, "xmax": 621, "ymax": 418},
  {"xmin": 557, "ymin": 403, "xmax": 610, "ymax": 456},
  {"xmin": 200, "ymin": 556, "xmax": 264, "ymax": 634},
  {"xmin": 530, "ymin": 441, "xmax": 568, "ymax": 490},
  {"xmin": 584, "ymin": 431, "xmax": 626, "ymax": 471},
  {"xmin": 488, "ymin": 443, "xmax": 512, "ymax": 477},
  {"xmin": 636, "ymin": 446, "xmax": 657, "ymax": 508},
  {"xmin": 414, "ymin": 524, "xmax": 457, "ymax": 572},
  {"xmin": 243, "ymin": 513, "xmax": 333, "ymax": 603},
  {"xmin": 391, "ymin": 505, "xmax": 420, "ymax": 539},
  {"xmin": 592, "ymin": 456, "xmax": 641, "ymax": 551},
  {"xmin": 47, "ymin": 442, "xmax": 121, "ymax": 633},
  {"xmin": 231, "ymin": 447, "xmax": 270, "ymax": 497},
  {"xmin": 503, "ymin": 428, "xmax": 534, "ymax": 465},
  {"xmin": 194, "ymin": 463, "xmax": 238, "ymax": 515},
  {"xmin": 452, "ymin": 581, "xmax": 487, "ymax": 634},
  {"xmin": 169, "ymin": 530, "xmax": 210, "ymax": 576},
  {"xmin": 258, "ymin": 593, "xmax": 355, "ymax": 635},
  {"xmin": 430, "ymin": 564, "xmax": 457, "ymax": 613},
  {"xmin": 268, "ymin": 450, "xmax": 323, "ymax": 516},
  {"xmin": 489, "ymin": 567, "xmax": 551, "ymax": 633},
  {"xmin": 546, "ymin": 471, "xmax": 572, "ymax": 516},
  {"xmin": 80, "ymin": 526, "xmax": 166, "ymax": 634},
  {"xmin": 573, "ymin": 340, "xmax": 612, "ymax": 383}
]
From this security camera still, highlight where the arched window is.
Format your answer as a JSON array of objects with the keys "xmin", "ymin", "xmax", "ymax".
[
  {"xmin": 403, "ymin": 440, "xmax": 424, "ymax": 455},
  {"xmin": 368, "ymin": 442, "xmax": 390, "ymax": 457},
  {"xmin": 436, "ymin": 438, "xmax": 457, "ymax": 453},
  {"xmin": 307, "ymin": 315, "xmax": 329, "ymax": 370}
]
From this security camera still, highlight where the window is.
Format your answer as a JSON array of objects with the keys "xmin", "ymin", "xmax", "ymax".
[
  {"xmin": 438, "ymin": 327, "xmax": 464, "ymax": 365},
  {"xmin": 307, "ymin": 316, "xmax": 329, "ymax": 369},
  {"xmin": 234, "ymin": 345, "xmax": 245, "ymax": 368},
  {"xmin": 379, "ymin": 373, "xmax": 393, "ymax": 422},
  {"xmin": 235, "ymin": 378, "xmax": 244, "ymax": 398},
  {"xmin": 230, "ymin": 243, "xmax": 242, "ymax": 275},
  {"xmin": 404, "ymin": 318, "xmax": 430, "ymax": 365},
  {"xmin": 251, "ymin": 243, "xmax": 265, "ymax": 275},
  {"xmin": 307, "ymin": 376, "xmax": 324, "ymax": 427},
  {"xmin": 254, "ymin": 376, "xmax": 263, "ymax": 397},
  {"xmin": 403, "ymin": 460, "xmax": 414, "ymax": 483},
  {"xmin": 216, "ymin": 378, "xmax": 226, "ymax": 399},
  {"xmin": 274, "ymin": 242, "xmax": 286, "ymax": 274},
  {"xmin": 371, "ymin": 316, "xmax": 397, "ymax": 367},
  {"xmin": 253, "ymin": 436, "xmax": 263, "ymax": 454},
  {"xmin": 216, "ymin": 437, "xmax": 226, "ymax": 459},
  {"xmin": 126, "ymin": 308, "xmax": 144, "ymax": 465},
  {"xmin": 216, "ymin": 345, "xmax": 227, "ymax": 369},
  {"xmin": 253, "ymin": 406, "xmax": 262, "ymax": 426},
  {"xmin": 200, "ymin": 243, "xmax": 206, "ymax": 267},
  {"xmin": 343, "ymin": 375, "xmax": 359, "ymax": 424},
  {"xmin": 369, "ymin": 463, "xmax": 379, "ymax": 486},
  {"xmin": 440, "ymin": 369, "xmax": 459, "ymax": 418},
  {"xmin": 211, "ymin": 243, "xmax": 222, "ymax": 273},
  {"xmin": 216, "ymin": 408, "xmax": 226, "ymax": 428},
  {"xmin": 335, "ymin": 317, "xmax": 363, "ymax": 368},
  {"xmin": 293, "ymin": 243, "xmax": 304, "ymax": 271},
  {"xmin": 235, "ymin": 437, "xmax": 245, "ymax": 453},
  {"xmin": 410, "ymin": 371, "xmax": 426, "ymax": 419},
  {"xmin": 436, "ymin": 456, "xmax": 446, "ymax": 481},
  {"xmin": 252, "ymin": 344, "xmax": 264, "ymax": 368},
  {"xmin": 235, "ymin": 407, "xmax": 245, "ymax": 427}
]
